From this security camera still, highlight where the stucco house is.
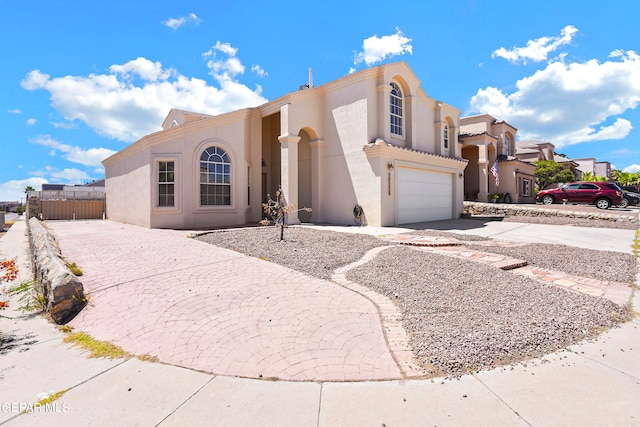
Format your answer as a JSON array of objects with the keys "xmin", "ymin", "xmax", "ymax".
[
  {"xmin": 459, "ymin": 115, "xmax": 536, "ymax": 204},
  {"xmin": 574, "ymin": 158, "xmax": 612, "ymax": 180},
  {"xmin": 516, "ymin": 140, "xmax": 582, "ymax": 183},
  {"xmin": 103, "ymin": 61, "xmax": 468, "ymax": 229},
  {"xmin": 515, "ymin": 139, "xmax": 555, "ymax": 163}
]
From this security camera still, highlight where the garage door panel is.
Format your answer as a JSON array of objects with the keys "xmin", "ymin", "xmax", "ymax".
[{"xmin": 397, "ymin": 168, "xmax": 452, "ymax": 224}]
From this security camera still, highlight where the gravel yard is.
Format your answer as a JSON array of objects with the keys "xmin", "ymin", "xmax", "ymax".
[
  {"xmin": 465, "ymin": 242, "xmax": 637, "ymax": 284},
  {"xmin": 196, "ymin": 226, "xmax": 387, "ymax": 281},
  {"xmin": 195, "ymin": 220, "xmax": 635, "ymax": 378},
  {"xmin": 346, "ymin": 246, "xmax": 629, "ymax": 377}
]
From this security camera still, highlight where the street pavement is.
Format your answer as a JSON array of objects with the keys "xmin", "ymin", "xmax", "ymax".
[{"xmin": 0, "ymin": 215, "xmax": 639, "ymax": 426}]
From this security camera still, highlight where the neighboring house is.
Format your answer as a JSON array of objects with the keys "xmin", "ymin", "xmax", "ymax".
[
  {"xmin": 553, "ymin": 153, "xmax": 581, "ymax": 181},
  {"xmin": 0, "ymin": 201, "xmax": 21, "ymax": 213},
  {"xmin": 459, "ymin": 115, "xmax": 536, "ymax": 204},
  {"xmin": 573, "ymin": 157, "xmax": 596, "ymax": 176},
  {"xmin": 595, "ymin": 161, "xmax": 612, "ymax": 179},
  {"xmin": 515, "ymin": 141, "xmax": 582, "ymax": 182},
  {"xmin": 103, "ymin": 61, "xmax": 468, "ymax": 229},
  {"xmin": 515, "ymin": 140, "xmax": 555, "ymax": 163},
  {"xmin": 573, "ymin": 158, "xmax": 611, "ymax": 179}
]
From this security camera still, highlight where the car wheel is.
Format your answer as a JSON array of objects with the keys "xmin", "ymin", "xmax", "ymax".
[
  {"xmin": 618, "ymin": 198, "xmax": 629, "ymax": 208},
  {"xmin": 541, "ymin": 195, "xmax": 554, "ymax": 205},
  {"xmin": 595, "ymin": 198, "xmax": 611, "ymax": 209}
]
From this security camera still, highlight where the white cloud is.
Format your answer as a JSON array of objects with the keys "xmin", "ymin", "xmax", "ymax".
[
  {"xmin": 203, "ymin": 42, "xmax": 244, "ymax": 80},
  {"xmin": 52, "ymin": 121, "xmax": 77, "ymax": 129},
  {"xmin": 623, "ymin": 164, "xmax": 640, "ymax": 173},
  {"xmin": 251, "ymin": 65, "xmax": 268, "ymax": 78},
  {"xmin": 21, "ymin": 43, "xmax": 267, "ymax": 142},
  {"xmin": 110, "ymin": 57, "xmax": 172, "ymax": 82},
  {"xmin": 32, "ymin": 135, "xmax": 116, "ymax": 166},
  {"xmin": 27, "ymin": 166, "xmax": 95, "ymax": 184},
  {"xmin": 26, "ymin": 118, "xmax": 37, "ymax": 125},
  {"xmin": 8, "ymin": 109, "xmax": 22, "ymax": 114},
  {"xmin": 0, "ymin": 177, "xmax": 47, "ymax": 202},
  {"xmin": 49, "ymin": 168, "xmax": 92, "ymax": 183},
  {"xmin": 492, "ymin": 25, "xmax": 578, "ymax": 64},
  {"xmin": 470, "ymin": 50, "xmax": 640, "ymax": 147},
  {"xmin": 354, "ymin": 28, "xmax": 412, "ymax": 67},
  {"xmin": 163, "ymin": 13, "xmax": 201, "ymax": 30}
]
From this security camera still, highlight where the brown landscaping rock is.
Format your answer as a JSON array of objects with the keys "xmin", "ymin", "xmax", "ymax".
[{"xmin": 28, "ymin": 217, "xmax": 86, "ymax": 324}]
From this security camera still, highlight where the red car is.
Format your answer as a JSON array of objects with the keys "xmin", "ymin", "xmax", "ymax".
[{"xmin": 536, "ymin": 182, "xmax": 624, "ymax": 209}]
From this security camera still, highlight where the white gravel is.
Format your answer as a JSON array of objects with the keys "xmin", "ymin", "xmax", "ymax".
[{"xmin": 195, "ymin": 219, "xmax": 635, "ymax": 378}]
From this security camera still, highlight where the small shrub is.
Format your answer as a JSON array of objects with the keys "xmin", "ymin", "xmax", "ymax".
[{"xmin": 260, "ymin": 186, "xmax": 311, "ymax": 241}]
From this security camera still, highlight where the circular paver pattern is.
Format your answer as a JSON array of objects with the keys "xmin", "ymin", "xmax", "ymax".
[{"xmin": 48, "ymin": 221, "xmax": 402, "ymax": 381}]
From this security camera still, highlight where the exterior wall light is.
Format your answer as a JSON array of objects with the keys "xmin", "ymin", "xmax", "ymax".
[{"xmin": 387, "ymin": 163, "xmax": 394, "ymax": 170}]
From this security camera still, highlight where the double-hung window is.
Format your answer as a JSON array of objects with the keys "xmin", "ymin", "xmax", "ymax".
[{"xmin": 158, "ymin": 161, "xmax": 175, "ymax": 207}]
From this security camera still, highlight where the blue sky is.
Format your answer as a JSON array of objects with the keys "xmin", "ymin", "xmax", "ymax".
[{"xmin": 1, "ymin": 0, "xmax": 639, "ymax": 201}]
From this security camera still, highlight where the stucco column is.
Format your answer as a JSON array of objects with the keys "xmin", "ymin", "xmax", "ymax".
[
  {"xmin": 278, "ymin": 133, "xmax": 301, "ymax": 224},
  {"xmin": 478, "ymin": 144, "xmax": 489, "ymax": 202},
  {"xmin": 309, "ymin": 139, "xmax": 324, "ymax": 223}
]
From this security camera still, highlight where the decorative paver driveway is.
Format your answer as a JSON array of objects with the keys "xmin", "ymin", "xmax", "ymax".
[{"xmin": 48, "ymin": 221, "xmax": 402, "ymax": 381}]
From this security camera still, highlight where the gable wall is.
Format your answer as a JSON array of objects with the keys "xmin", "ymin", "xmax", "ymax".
[{"xmin": 105, "ymin": 147, "xmax": 152, "ymax": 227}]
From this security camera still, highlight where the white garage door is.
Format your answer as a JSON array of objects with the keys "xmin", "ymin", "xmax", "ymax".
[{"xmin": 397, "ymin": 168, "xmax": 452, "ymax": 224}]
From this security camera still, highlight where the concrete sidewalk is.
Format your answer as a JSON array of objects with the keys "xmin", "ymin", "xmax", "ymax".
[{"xmin": 1, "ymin": 217, "xmax": 639, "ymax": 426}]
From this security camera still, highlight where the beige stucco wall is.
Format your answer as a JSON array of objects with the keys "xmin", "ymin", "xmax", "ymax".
[
  {"xmin": 105, "ymin": 109, "xmax": 263, "ymax": 229},
  {"xmin": 105, "ymin": 61, "xmax": 467, "ymax": 229},
  {"xmin": 105, "ymin": 146, "xmax": 152, "ymax": 227}
]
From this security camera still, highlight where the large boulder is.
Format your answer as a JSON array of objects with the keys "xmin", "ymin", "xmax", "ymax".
[{"xmin": 28, "ymin": 218, "xmax": 86, "ymax": 324}]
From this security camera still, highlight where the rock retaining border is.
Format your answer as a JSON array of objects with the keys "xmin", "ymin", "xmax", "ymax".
[
  {"xmin": 27, "ymin": 217, "xmax": 86, "ymax": 324},
  {"xmin": 463, "ymin": 201, "xmax": 639, "ymax": 225}
]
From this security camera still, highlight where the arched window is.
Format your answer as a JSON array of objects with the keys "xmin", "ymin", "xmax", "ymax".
[
  {"xmin": 505, "ymin": 135, "xmax": 511, "ymax": 156},
  {"xmin": 443, "ymin": 123, "xmax": 449, "ymax": 149},
  {"xmin": 199, "ymin": 146, "xmax": 231, "ymax": 206},
  {"xmin": 390, "ymin": 82, "xmax": 403, "ymax": 136}
]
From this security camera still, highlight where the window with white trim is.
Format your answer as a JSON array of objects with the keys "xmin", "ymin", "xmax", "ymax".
[
  {"xmin": 522, "ymin": 178, "xmax": 531, "ymax": 196},
  {"xmin": 390, "ymin": 82, "xmax": 403, "ymax": 136},
  {"xmin": 158, "ymin": 161, "xmax": 175, "ymax": 207},
  {"xmin": 443, "ymin": 123, "xmax": 449, "ymax": 149},
  {"xmin": 199, "ymin": 146, "xmax": 231, "ymax": 206}
]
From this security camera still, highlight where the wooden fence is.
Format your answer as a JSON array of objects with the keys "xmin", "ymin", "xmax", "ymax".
[{"xmin": 27, "ymin": 192, "xmax": 105, "ymax": 221}]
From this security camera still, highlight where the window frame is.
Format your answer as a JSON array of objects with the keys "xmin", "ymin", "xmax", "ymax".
[
  {"xmin": 389, "ymin": 82, "xmax": 404, "ymax": 137},
  {"xmin": 158, "ymin": 160, "xmax": 175, "ymax": 207},
  {"xmin": 199, "ymin": 146, "xmax": 232, "ymax": 207},
  {"xmin": 522, "ymin": 178, "xmax": 531, "ymax": 197},
  {"xmin": 152, "ymin": 155, "xmax": 181, "ymax": 214}
]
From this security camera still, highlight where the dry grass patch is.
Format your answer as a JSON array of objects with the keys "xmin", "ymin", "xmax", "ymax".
[{"xmin": 63, "ymin": 331, "xmax": 132, "ymax": 359}]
